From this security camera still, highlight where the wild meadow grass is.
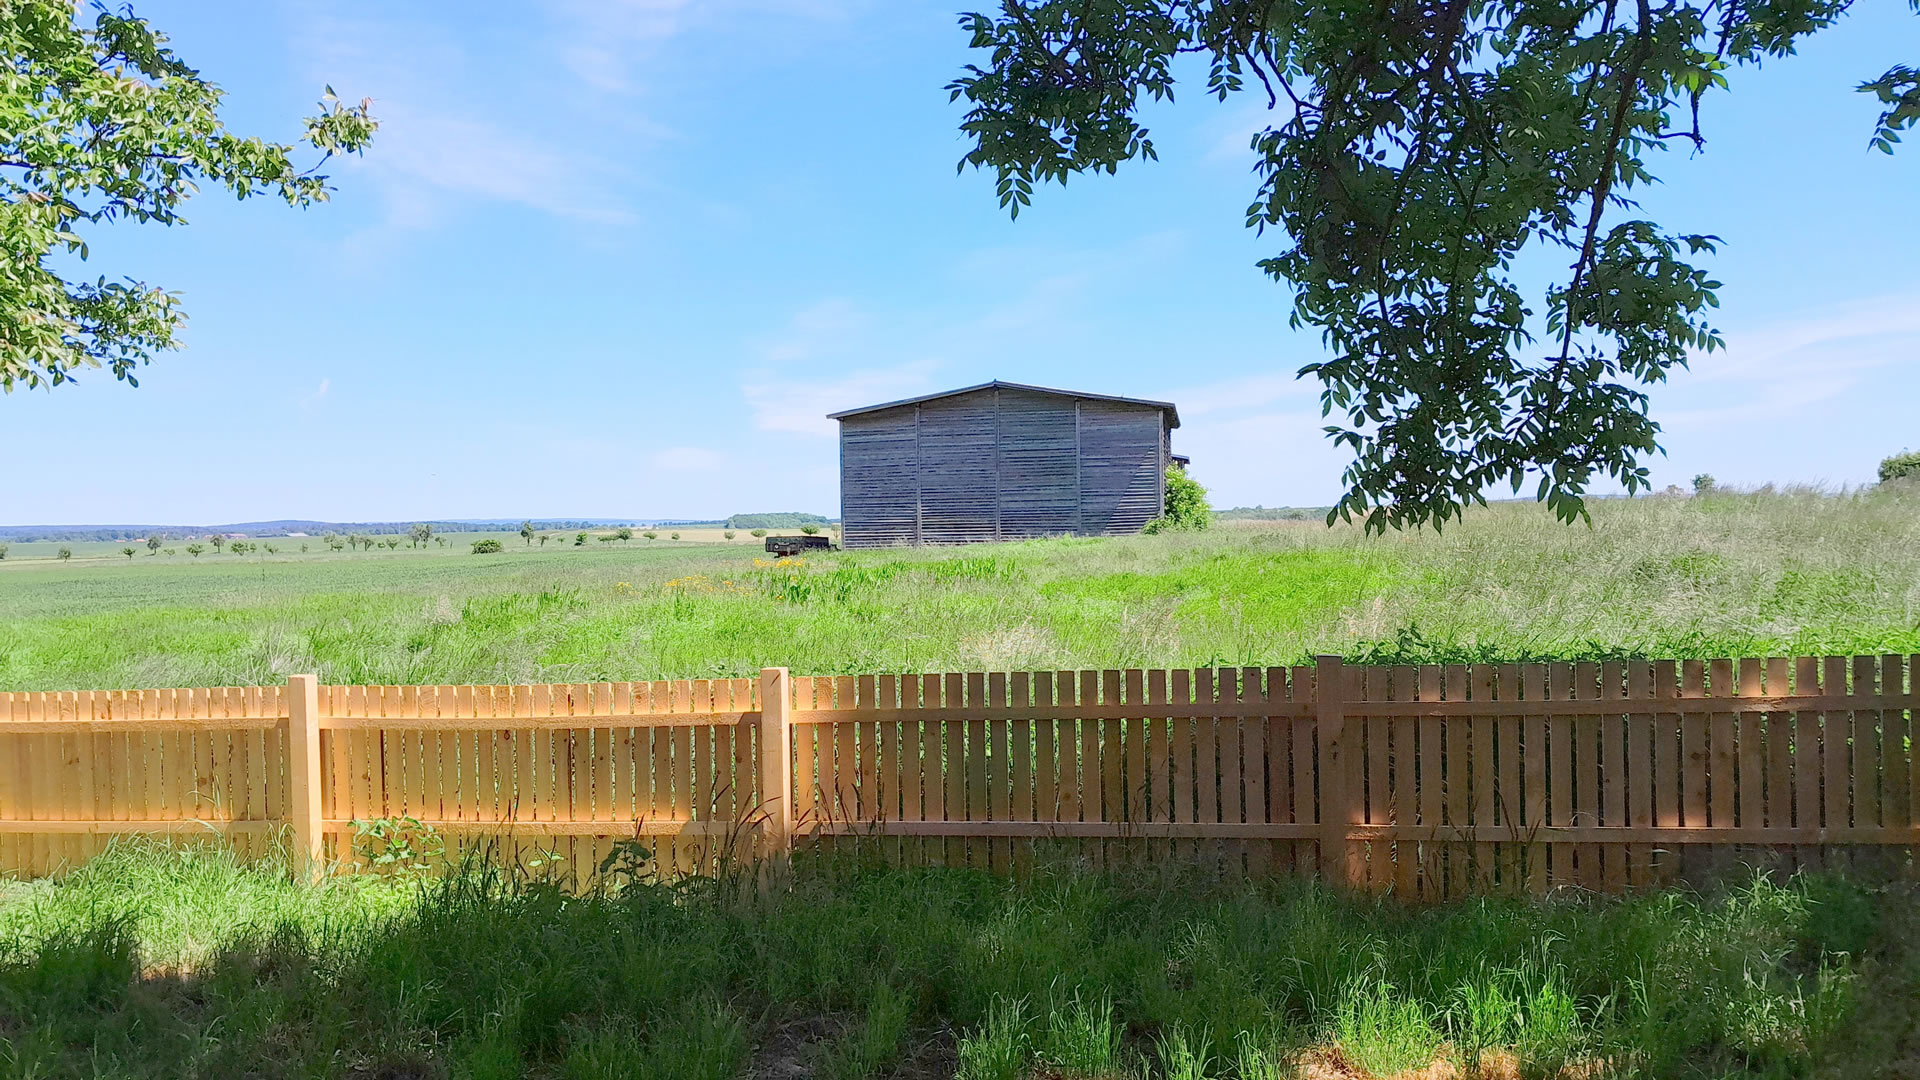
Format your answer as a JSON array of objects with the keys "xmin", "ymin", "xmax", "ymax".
[
  {"xmin": 0, "ymin": 841, "xmax": 1914, "ymax": 1078},
  {"xmin": 2, "ymin": 487, "xmax": 1916, "ymax": 691}
]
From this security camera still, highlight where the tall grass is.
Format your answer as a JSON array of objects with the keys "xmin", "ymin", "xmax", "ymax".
[
  {"xmin": 3, "ymin": 487, "xmax": 1917, "ymax": 689},
  {"xmin": 0, "ymin": 841, "xmax": 1913, "ymax": 1078}
]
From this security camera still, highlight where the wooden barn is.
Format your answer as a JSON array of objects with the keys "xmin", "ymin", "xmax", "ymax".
[{"xmin": 829, "ymin": 380, "xmax": 1181, "ymax": 548}]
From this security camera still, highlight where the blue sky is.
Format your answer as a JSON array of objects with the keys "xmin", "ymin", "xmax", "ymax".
[{"xmin": 4, "ymin": 1, "xmax": 1916, "ymax": 524}]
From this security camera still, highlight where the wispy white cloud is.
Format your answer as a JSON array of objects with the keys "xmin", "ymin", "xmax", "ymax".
[
  {"xmin": 540, "ymin": 0, "xmax": 859, "ymax": 92},
  {"xmin": 743, "ymin": 361, "xmax": 938, "ymax": 437},
  {"xmin": 1160, "ymin": 371, "xmax": 1315, "ymax": 418},
  {"xmin": 737, "ymin": 298, "xmax": 942, "ymax": 435},
  {"xmin": 369, "ymin": 104, "xmax": 635, "ymax": 225},
  {"xmin": 298, "ymin": 377, "xmax": 332, "ymax": 413},
  {"xmin": 1174, "ymin": 409, "xmax": 1348, "ymax": 508},
  {"xmin": 295, "ymin": 9, "xmax": 641, "ymax": 229},
  {"xmin": 1661, "ymin": 293, "xmax": 1920, "ymax": 431}
]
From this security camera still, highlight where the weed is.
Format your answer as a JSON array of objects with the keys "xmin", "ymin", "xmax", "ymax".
[
  {"xmin": 349, "ymin": 815, "xmax": 446, "ymax": 877},
  {"xmin": 1044, "ymin": 989, "xmax": 1123, "ymax": 1078},
  {"xmin": 817, "ymin": 981, "xmax": 913, "ymax": 1080},
  {"xmin": 1334, "ymin": 979, "xmax": 1443, "ymax": 1077},
  {"xmin": 1155, "ymin": 1023, "xmax": 1215, "ymax": 1080},
  {"xmin": 1232, "ymin": 1030, "xmax": 1293, "ymax": 1080},
  {"xmin": 957, "ymin": 995, "xmax": 1031, "ymax": 1080}
]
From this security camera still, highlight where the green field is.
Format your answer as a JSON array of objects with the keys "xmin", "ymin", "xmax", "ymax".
[
  {"xmin": 3, "ymin": 489, "xmax": 1918, "ymax": 691},
  {"xmin": 0, "ymin": 842, "xmax": 1912, "ymax": 1079}
]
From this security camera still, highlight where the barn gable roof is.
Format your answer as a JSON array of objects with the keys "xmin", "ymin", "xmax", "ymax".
[{"xmin": 827, "ymin": 380, "xmax": 1180, "ymax": 429}]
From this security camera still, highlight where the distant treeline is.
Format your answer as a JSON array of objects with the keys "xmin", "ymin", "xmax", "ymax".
[
  {"xmin": 724, "ymin": 512, "xmax": 833, "ymax": 529},
  {"xmin": 0, "ymin": 520, "xmax": 634, "ymax": 542},
  {"xmin": 1215, "ymin": 506, "xmax": 1333, "ymax": 522}
]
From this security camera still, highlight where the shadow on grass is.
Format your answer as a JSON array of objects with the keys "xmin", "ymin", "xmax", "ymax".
[{"xmin": 1, "ymin": 841, "xmax": 1916, "ymax": 1079}]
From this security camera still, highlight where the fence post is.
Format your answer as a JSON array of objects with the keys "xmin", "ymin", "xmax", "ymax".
[
  {"xmin": 1315, "ymin": 656, "xmax": 1357, "ymax": 886},
  {"xmin": 286, "ymin": 674, "xmax": 324, "ymax": 879},
  {"xmin": 758, "ymin": 668, "xmax": 793, "ymax": 872}
]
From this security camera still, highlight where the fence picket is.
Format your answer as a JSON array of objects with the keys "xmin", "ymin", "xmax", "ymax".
[{"xmin": 4, "ymin": 659, "xmax": 1919, "ymax": 886}]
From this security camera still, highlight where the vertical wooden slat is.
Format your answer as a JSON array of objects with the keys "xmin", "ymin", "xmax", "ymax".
[
  {"xmin": 1102, "ymin": 669, "xmax": 1125, "ymax": 868},
  {"xmin": 1142, "ymin": 670, "xmax": 1170, "ymax": 862},
  {"xmin": 945, "ymin": 673, "xmax": 966, "ymax": 867},
  {"xmin": 1240, "ymin": 667, "xmax": 1268, "ymax": 876},
  {"xmin": 1291, "ymin": 666, "xmax": 1316, "ymax": 877},
  {"xmin": 1126, "ymin": 669, "xmax": 1149, "ymax": 830},
  {"xmin": 1010, "ymin": 671, "xmax": 1032, "ymax": 873},
  {"xmin": 1367, "ymin": 668, "xmax": 1397, "ymax": 887},
  {"xmin": 1543, "ymin": 663, "xmax": 1573, "ymax": 889},
  {"xmin": 1056, "ymin": 669, "xmax": 1080, "ymax": 856},
  {"xmin": 1034, "ymin": 671, "xmax": 1056, "ymax": 836},
  {"xmin": 1709, "ymin": 659, "xmax": 1737, "ymax": 879},
  {"xmin": 607, "ymin": 683, "xmax": 632, "ymax": 827},
  {"xmin": 1908, "ymin": 656, "xmax": 1920, "ymax": 875},
  {"xmin": 902, "ymin": 675, "xmax": 928, "ymax": 867},
  {"xmin": 671, "ymin": 680, "xmax": 697, "ymax": 874},
  {"xmin": 25, "ymin": 694, "xmax": 48, "ymax": 875},
  {"xmin": 1882, "ymin": 656, "xmax": 1910, "ymax": 867},
  {"xmin": 1394, "ymin": 669, "xmax": 1420, "ymax": 897},
  {"xmin": 1737, "ymin": 660, "xmax": 1765, "ymax": 834},
  {"xmin": 70, "ymin": 693, "xmax": 98, "ymax": 868},
  {"xmin": 1822, "ymin": 657, "xmax": 1849, "ymax": 855},
  {"xmin": 1852, "ymin": 656, "xmax": 1880, "ymax": 845},
  {"xmin": 1193, "ymin": 668, "xmax": 1217, "ymax": 872},
  {"xmin": 988, "ymin": 671, "xmax": 1010, "ymax": 874},
  {"xmin": 1442, "ymin": 665, "xmax": 1472, "ymax": 897},
  {"xmin": 923, "ymin": 675, "xmax": 947, "ymax": 867},
  {"xmin": 1078, "ymin": 670, "xmax": 1101, "ymax": 867},
  {"xmin": 1170, "ymin": 669, "xmax": 1192, "ymax": 864},
  {"xmin": 1264, "ymin": 667, "xmax": 1289, "ymax": 875},
  {"xmin": 1680, "ymin": 661, "xmax": 1709, "ymax": 836},
  {"xmin": 249, "ymin": 690, "xmax": 271, "ymax": 859},
  {"xmin": 878, "ymin": 674, "xmax": 901, "ymax": 864},
  {"xmin": 1216, "ymin": 669, "xmax": 1243, "ymax": 876},
  {"xmin": 1522, "ymin": 664, "xmax": 1549, "ymax": 894},
  {"xmin": 1472, "ymin": 665, "xmax": 1499, "ymax": 891},
  {"xmin": 288, "ymin": 676, "xmax": 323, "ymax": 876},
  {"xmin": 1571, "ymin": 662, "xmax": 1600, "ymax": 891},
  {"xmin": 969, "ymin": 672, "xmax": 992, "ymax": 870},
  {"xmin": 1644, "ymin": 661, "xmax": 1675, "ymax": 883},
  {"xmin": 1791, "ymin": 658, "xmax": 1821, "ymax": 869},
  {"xmin": 1409, "ymin": 666, "xmax": 1437, "ymax": 897},
  {"xmin": 1624, "ymin": 662, "xmax": 1653, "ymax": 887},
  {"xmin": 1764, "ymin": 658, "xmax": 1791, "ymax": 832},
  {"xmin": 0, "ymin": 696, "xmax": 12, "ymax": 875},
  {"xmin": 793, "ymin": 678, "xmax": 818, "ymax": 856},
  {"xmin": 1596, "ymin": 662, "xmax": 1625, "ymax": 891}
]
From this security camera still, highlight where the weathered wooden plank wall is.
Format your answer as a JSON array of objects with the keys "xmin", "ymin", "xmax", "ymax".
[{"xmin": 838, "ymin": 386, "xmax": 1170, "ymax": 548}]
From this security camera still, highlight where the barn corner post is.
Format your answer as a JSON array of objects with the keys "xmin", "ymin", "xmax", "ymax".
[
  {"xmin": 757, "ymin": 667, "xmax": 794, "ymax": 882},
  {"xmin": 285, "ymin": 674, "xmax": 325, "ymax": 881},
  {"xmin": 1314, "ymin": 655, "xmax": 1360, "ymax": 888}
]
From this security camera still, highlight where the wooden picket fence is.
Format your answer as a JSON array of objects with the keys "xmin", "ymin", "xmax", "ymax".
[{"xmin": 1, "ymin": 656, "xmax": 1916, "ymax": 896}]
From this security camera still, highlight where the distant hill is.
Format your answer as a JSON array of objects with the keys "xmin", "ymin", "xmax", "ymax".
[
  {"xmin": 0, "ymin": 519, "xmax": 640, "ymax": 543},
  {"xmin": 1216, "ymin": 505, "xmax": 1332, "ymax": 522},
  {"xmin": 724, "ymin": 512, "xmax": 833, "ymax": 529}
]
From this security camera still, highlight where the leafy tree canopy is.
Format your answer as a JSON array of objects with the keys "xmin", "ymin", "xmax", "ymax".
[
  {"xmin": 950, "ymin": 0, "xmax": 1917, "ymax": 530},
  {"xmin": 1, "ymin": 0, "xmax": 376, "ymax": 393}
]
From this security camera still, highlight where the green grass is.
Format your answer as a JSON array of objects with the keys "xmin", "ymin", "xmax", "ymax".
[
  {"xmin": 0, "ymin": 842, "xmax": 1915, "ymax": 1079},
  {"xmin": 3, "ymin": 488, "xmax": 1918, "ymax": 690}
]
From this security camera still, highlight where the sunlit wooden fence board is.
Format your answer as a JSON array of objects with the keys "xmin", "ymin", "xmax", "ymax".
[{"xmin": 1, "ymin": 655, "xmax": 1915, "ymax": 895}]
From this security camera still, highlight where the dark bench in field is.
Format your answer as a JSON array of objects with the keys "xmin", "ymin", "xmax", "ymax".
[{"xmin": 764, "ymin": 534, "xmax": 835, "ymax": 556}]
